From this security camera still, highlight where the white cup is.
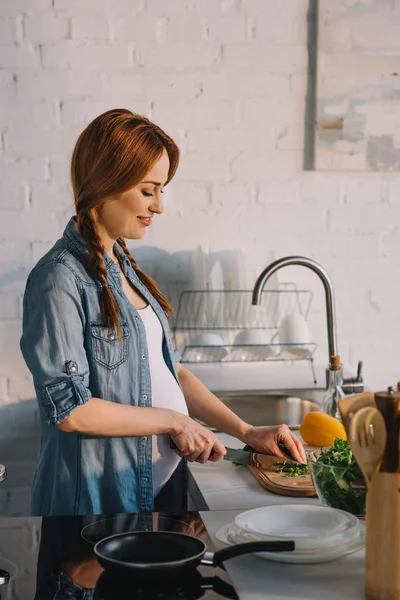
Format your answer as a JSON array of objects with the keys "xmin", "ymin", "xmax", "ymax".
[{"xmin": 278, "ymin": 313, "xmax": 312, "ymax": 358}]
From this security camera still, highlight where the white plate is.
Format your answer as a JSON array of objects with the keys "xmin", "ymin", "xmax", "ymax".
[
  {"xmin": 190, "ymin": 246, "xmax": 208, "ymax": 327},
  {"xmin": 191, "ymin": 245, "xmax": 207, "ymax": 291},
  {"xmin": 234, "ymin": 505, "xmax": 359, "ymax": 548},
  {"xmin": 215, "ymin": 522, "xmax": 365, "ymax": 564},
  {"xmin": 229, "ymin": 520, "xmax": 360, "ymax": 553},
  {"xmin": 207, "ymin": 260, "xmax": 225, "ymax": 327}
]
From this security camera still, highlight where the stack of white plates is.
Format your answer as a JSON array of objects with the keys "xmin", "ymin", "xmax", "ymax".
[{"xmin": 215, "ymin": 505, "xmax": 365, "ymax": 564}]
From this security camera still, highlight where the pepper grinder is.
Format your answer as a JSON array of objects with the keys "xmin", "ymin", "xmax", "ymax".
[{"xmin": 366, "ymin": 387, "xmax": 400, "ymax": 600}]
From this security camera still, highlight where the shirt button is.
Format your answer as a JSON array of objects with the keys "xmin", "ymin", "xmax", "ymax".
[
  {"xmin": 143, "ymin": 394, "xmax": 148, "ymax": 400},
  {"xmin": 108, "ymin": 333, "xmax": 115, "ymax": 340},
  {"xmin": 142, "ymin": 354, "xmax": 146, "ymax": 360},
  {"xmin": 143, "ymin": 477, "xmax": 148, "ymax": 483},
  {"xmin": 70, "ymin": 366, "xmax": 77, "ymax": 373},
  {"xmin": 135, "ymin": 316, "xmax": 139, "ymax": 320},
  {"xmin": 142, "ymin": 436, "xmax": 148, "ymax": 442}
]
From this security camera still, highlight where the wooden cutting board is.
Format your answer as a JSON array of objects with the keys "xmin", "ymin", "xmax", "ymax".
[{"xmin": 247, "ymin": 454, "xmax": 317, "ymax": 497}]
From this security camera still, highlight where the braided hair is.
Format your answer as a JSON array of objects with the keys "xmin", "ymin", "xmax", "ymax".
[{"xmin": 71, "ymin": 109, "xmax": 179, "ymax": 338}]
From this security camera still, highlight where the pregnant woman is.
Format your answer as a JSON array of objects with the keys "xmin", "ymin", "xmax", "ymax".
[{"xmin": 20, "ymin": 108, "xmax": 306, "ymax": 516}]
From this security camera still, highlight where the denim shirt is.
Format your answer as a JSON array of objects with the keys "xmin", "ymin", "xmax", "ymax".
[{"xmin": 20, "ymin": 216, "xmax": 182, "ymax": 516}]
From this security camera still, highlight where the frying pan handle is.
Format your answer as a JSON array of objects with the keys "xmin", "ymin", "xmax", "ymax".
[
  {"xmin": 200, "ymin": 576, "xmax": 239, "ymax": 599},
  {"xmin": 0, "ymin": 569, "xmax": 10, "ymax": 585},
  {"xmin": 203, "ymin": 541, "xmax": 295, "ymax": 567},
  {"xmin": 169, "ymin": 438, "xmax": 217, "ymax": 457}
]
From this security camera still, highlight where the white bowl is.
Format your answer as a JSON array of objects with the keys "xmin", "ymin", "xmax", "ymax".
[
  {"xmin": 232, "ymin": 329, "xmax": 277, "ymax": 360},
  {"xmin": 233, "ymin": 329, "xmax": 270, "ymax": 345},
  {"xmin": 188, "ymin": 333, "xmax": 227, "ymax": 361}
]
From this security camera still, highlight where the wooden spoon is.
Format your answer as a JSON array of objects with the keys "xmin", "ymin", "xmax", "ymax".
[
  {"xmin": 337, "ymin": 391, "xmax": 375, "ymax": 438},
  {"xmin": 349, "ymin": 406, "xmax": 387, "ymax": 484}
]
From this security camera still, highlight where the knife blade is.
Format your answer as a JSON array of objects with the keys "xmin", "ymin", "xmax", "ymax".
[
  {"xmin": 169, "ymin": 438, "xmax": 254, "ymax": 465},
  {"xmin": 222, "ymin": 446, "xmax": 255, "ymax": 465}
]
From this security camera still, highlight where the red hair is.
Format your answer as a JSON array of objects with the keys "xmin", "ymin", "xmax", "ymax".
[{"xmin": 71, "ymin": 108, "xmax": 179, "ymax": 336}]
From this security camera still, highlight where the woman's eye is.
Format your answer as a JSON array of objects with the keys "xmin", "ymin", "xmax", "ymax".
[{"xmin": 142, "ymin": 190, "xmax": 164, "ymax": 197}]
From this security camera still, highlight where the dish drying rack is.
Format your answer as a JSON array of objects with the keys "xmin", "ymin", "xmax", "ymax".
[{"xmin": 171, "ymin": 282, "xmax": 318, "ymax": 381}]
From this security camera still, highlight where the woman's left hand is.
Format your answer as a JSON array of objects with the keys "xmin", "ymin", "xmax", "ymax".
[{"xmin": 243, "ymin": 425, "xmax": 307, "ymax": 463}]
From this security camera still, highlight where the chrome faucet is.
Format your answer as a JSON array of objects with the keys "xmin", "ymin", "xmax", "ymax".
[{"xmin": 252, "ymin": 256, "xmax": 363, "ymax": 394}]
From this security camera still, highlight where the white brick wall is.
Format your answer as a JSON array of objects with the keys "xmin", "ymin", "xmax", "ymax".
[{"xmin": 0, "ymin": 0, "xmax": 399, "ymax": 417}]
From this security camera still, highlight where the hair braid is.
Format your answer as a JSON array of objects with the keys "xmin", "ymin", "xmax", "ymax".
[
  {"xmin": 117, "ymin": 237, "xmax": 173, "ymax": 317},
  {"xmin": 77, "ymin": 211, "xmax": 122, "ymax": 339}
]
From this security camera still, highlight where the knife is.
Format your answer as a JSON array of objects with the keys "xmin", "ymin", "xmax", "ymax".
[{"xmin": 169, "ymin": 439, "xmax": 254, "ymax": 465}]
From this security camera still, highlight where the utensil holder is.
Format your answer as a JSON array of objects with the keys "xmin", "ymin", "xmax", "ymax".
[{"xmin": 366, "ymin": 472, "xmax": 400, "ymax": 600}]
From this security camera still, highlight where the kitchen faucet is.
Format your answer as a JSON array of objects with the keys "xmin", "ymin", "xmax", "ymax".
[{"xmin": 251, "ymin": 256, "xmax": 363, "ymax": 394}]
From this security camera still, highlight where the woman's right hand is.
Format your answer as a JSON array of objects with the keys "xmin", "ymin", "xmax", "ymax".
[{"xmin": 170, "ymin": 414, "xmax": 226, "ymax": 464}]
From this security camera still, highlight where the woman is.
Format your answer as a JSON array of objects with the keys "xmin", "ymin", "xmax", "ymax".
[{"xmin": 20, "ymin": 108, "xmax": 306, "ymax": 516}]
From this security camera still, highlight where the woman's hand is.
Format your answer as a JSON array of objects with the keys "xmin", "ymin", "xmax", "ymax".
[
  {"xmin": 170, "ymin": 414, "xmax": 226, "ymax": 464},
  {"xmin": 243, "ymin": 425, "xmax": 307, "ymax": 463}
]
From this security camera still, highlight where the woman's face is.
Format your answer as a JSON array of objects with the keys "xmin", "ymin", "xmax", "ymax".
[{"xmin": 98, "ymin": 149, "xmax": 170, "ymax": 242}]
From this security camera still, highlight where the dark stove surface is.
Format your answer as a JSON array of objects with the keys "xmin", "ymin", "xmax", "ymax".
[{"xmin": 0, "ymin": 512, "xmax": 238, "ymax": 600}]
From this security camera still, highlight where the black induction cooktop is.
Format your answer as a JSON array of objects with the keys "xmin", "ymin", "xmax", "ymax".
[{"xmin": 0, "ymin": 511, "xmax": 238, "ymax": 600}]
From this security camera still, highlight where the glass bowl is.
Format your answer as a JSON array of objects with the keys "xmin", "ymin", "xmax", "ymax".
[{"xmin": 307, "ymin": 447, "xmax": 367, "ymax": 517}]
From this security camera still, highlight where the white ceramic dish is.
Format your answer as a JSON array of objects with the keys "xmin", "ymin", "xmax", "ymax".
[
  {"xmin": 215, "ymin": 522, "xmax": 365, "ymax": 564},
  {"xmin": 278, "ymin": 312, "xmax": 312, "ymax": 358},
  {"xmin": 231, "ymin": 329, "xmax": 274, "ymax": 361},
  {"xmin": 207, "ymin": 260, "xmax": 225, "ymax": 326},
  {"xmin": 191, "ymin": 246, "xmax": 208, "ymax": 327},
  {"xmin": 230, "ymin": 521, "xmax": 361, "ymax": 553},
  {"xmin": 234, "ymin": 505, "xmax": 359, "ymax": 549},
  {"xmin": 186, "ymin": 332, "xmax": 228, "ymax": 362},
  {"xmin": 225, "ymin": 250, "xmax": 248, "ymax": 328}
]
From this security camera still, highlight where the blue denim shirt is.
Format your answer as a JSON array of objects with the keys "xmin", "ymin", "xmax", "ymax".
[{"xmin": 20, "ymin": 216, "xmax": 182, "ymax": 516}]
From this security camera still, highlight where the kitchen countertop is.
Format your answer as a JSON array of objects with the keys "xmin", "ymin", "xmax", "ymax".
[
  {"xmin": 188, "ymin": 431, "xmax": 366, "ymax": 599},
  {"xmin": 0, "ymin": 507, "xmax": 366, "ymax": 600},
  {"xmin": 0, "ymin": 506, "xmax": 366, "ymax": 600}
]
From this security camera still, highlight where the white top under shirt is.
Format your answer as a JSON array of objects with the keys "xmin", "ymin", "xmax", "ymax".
[{"xmin": 138, "ymin": 304, "xmax": 189, "ymax": 497}]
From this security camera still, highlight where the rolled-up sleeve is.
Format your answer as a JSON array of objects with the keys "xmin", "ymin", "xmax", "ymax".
[{"xmin": 20, "ymin": 262, "xmax": 92, "ymax": 425}]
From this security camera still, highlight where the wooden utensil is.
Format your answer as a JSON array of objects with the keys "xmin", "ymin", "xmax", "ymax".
[
  {"xmin": 247, "ymin": 454, "xmax": 316, "ymax": 498},
  {"xmin": 349, "ymin": 406, "xmax": 387, "ymax": 484},
  {"xmin": 364, "ymin": 388, "xmax": 400, "ymax": 600},
  {"xmin": 374, "ymin": 389, "xmax": 400, "ymax": 473},
  {"xmin": 337, "ymin": 391, "xmax": 375, "ymax": 437},
  {"xmin": 366, "ymin": 472, "xmax": 400, "ymax": 600}
]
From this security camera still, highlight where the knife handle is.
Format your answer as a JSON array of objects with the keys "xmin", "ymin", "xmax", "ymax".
[{"xmin": 169, "ymin": 438, "xmax": 216, "ymax": 456}]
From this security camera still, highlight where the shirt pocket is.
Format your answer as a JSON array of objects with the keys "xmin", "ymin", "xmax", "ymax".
[{"xmin": 90, "ymin": 320, "xmax": 129, "ymax": 369}]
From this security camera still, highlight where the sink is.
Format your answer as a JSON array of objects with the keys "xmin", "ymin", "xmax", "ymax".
[{"xmin": 202, "ymin": 390, "xmax": 323, "ymax": 429}]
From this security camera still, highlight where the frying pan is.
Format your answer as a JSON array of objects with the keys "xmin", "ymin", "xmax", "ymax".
[{"xmin": 94, "ymin": 530, "xmax": 294, "ymax": 580}]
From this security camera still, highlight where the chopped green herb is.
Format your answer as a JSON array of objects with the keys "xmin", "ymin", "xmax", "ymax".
[{"xmin": 275, "ymin": 461, "xmax": 309, "ymax": 477}]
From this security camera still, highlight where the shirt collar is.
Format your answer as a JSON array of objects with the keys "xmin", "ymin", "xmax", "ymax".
[{"xmin": 63, "ymin": 216, "xmax": 128, "ymax": 274}]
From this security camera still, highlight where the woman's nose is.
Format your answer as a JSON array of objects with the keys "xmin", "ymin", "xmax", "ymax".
[{"xmin": 150, "ymin": 194, "xmax": 164, "ymax": 215}]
